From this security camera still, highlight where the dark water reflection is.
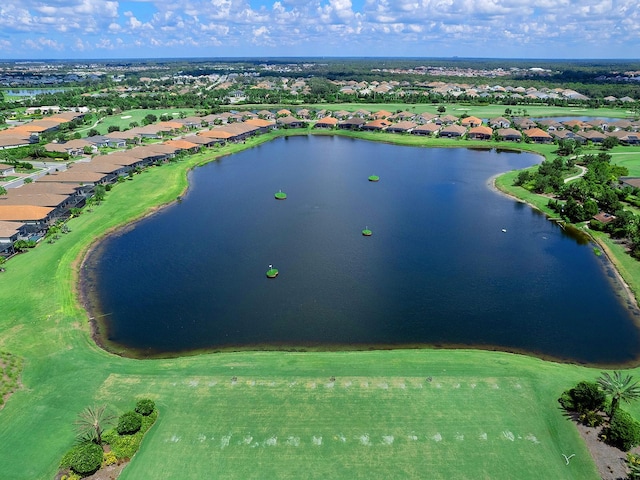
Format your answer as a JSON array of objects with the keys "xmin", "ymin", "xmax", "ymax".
[{"xmin": 81, "ymin": 136, "xmax": 640, "ymax": 364}]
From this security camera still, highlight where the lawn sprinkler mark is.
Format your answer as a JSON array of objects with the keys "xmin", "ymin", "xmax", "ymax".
[
  {"xmin": 221, "ymin": 435, "xmax": 231, "ymax": 448},
  {"xmin": 265, "ymin": 436, "xmax": 278, "ymax": 447},
  {"xmin": 455, "ymin": 433, "xmax": 464, "ymax": 441},
  {"xmin": 382, "ymin": 435, "xmax": 394, "ymax": 445},
  {"xmin": 525, "ymin": 434, "xmax": 540, "ymax": 444},
  {"xmin": 454, "ymin": 383, "xmax": 460, "ymax": 389},
  {"xmin": 502, "ymin": 431, "xmax": 515, "ymax": 441},
  {"xmin": 268, "ymin": 381, "xmax": 276, "ymax": 387},
  {"xmin": 491, "ymin": 383, "xmax": 500, "ymax": 389},
  {"xmin": 514, "ymin": 383, "xmax": 522, "ymax": 389},
  {"xmin": 312, "ymin": 435, "xmax": 323, "ymax": 446},
  {"xmin": 336, "ymin": 434, "xmax": 347, "ymax": 443},
  {"xmin": 343, "ymin": 381, "xmax": 352, "ymax": 388},
  {"xmin": 359, "ymin": 434, "xmax": 372, "ymax": 446},
  {"xmin": 286, "ymin": 436, "xmax": 300, "ymax": 447},
  {"xmin": 479, "ymin": 433, "xmax": 488, "ymax": 441},
  {"xmin": 289, "ymin": 381, "xmax": 297, "ymax": 387},
  {"xmin": 398, "ymin": 383, "xmax": 406, "ymax": 390},
  {"xmin": 435, "ymin": 383, "xmax": 442, "ymax": 389},
  {"xmin": 432, "ymin": 433, "xmax": 442, "ymax": 442},
  {"xmin": 308, "ymin": 381, "xmax": 317, "ymax": 389}
]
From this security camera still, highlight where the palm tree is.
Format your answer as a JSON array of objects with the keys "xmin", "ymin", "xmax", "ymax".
[
  {"xmin": 75, "ymin": 405, "xmax": 115, "ymax": 445},
  {"xmin": 597, "ymin": 371, "xmax": 640, "ymax": 418}
]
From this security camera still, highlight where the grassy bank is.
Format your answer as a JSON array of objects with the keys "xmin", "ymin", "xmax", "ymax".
[{"xmin": 0, "ymin": 129, "xmax": 638, "ymax": 479}]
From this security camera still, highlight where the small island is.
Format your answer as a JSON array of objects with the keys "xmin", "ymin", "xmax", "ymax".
[
  {"xmin": 274, "ymin": 190, "xmax": 287, "ymax": 200},
  {"xmin": 362, "ymin": 228, "xmax": 372, "ymax": 236},
  {"xmin": 266, "ymin": 267, "xmax": 279, "ymax": 278},
  {"xmin": 368, "ymin": 175, "xmax": 380, "ymax": 182}
]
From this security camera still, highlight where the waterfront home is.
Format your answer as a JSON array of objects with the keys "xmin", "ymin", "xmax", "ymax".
[
  {"xmin": 461, "ymin": 116, "xmax": 483, "ymax": 128},
  {"xmin": 411, "ymin": 124, "xmax": 440, "ymax": 136},
  {"xmin": 523, "ymin": 128, "xmax": 552, "ymax": 143},
  {"xmin": 467, "ymin": 126, "xmax": 493, "ymax": 140},
  {"xmin": 386, "ymin": 121, "xmax": 417, "ymax": 133},
  {"xmin": 314, "ymin": 117, "xmax": 338, "ymax": 129},
  {"xmin": 362, "ymin": 119, "xmax": 391, "ymax": 131},
  {"xmin": 496, "ymin": 128, "xmax": 522, "ymax": 142},
  {"xmin": 439, "ymin": 125, "xmax": 467, "ymax": 138},
  {"xmin": 338, "ymin": 118, "xmax": 366, "ymax": 130}
]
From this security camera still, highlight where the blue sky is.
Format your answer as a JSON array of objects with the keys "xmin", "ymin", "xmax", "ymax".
[{"xmin": 0, "ymin": 0, "xmax": 638, "ymax": 59}]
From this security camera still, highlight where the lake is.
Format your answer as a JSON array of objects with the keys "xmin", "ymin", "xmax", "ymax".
[{"xmin": 81, "ymin": 135, "xmax": 640, "ymax": 364}]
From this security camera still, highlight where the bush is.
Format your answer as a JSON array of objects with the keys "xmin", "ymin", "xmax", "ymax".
[
  {"xmin": 61, "ymin": 442, "xmax": 103, "ymax": 476},
  {"xmin": 135, "ymin": 398, "xmax": 155, "ymax": 416},
  {"xmin": 102, "ymin": 450, "xmax": 117, "ymax": 467},
  {"xmin": 558, "ymin": 381, "xmax": 605, "ymax": 414},
  {"xmin": 580, "ymin": 410, "xmax": 604, "ymax": 428},
  {"xmin": 116, "ymin": 411, "xmax": 142, "ymax": 435},
  {"xmin": 605, "ymin": 410, "xmax": 640, "ymax": 451}
]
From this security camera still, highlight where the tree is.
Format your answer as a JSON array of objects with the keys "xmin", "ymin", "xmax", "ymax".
[
  {"xmin": 93, "ymin": 185, "xmax": 106, "ymax": 204},
  {"xmin": 0, "ymin": 186, "xmax": 6, "ymax": 196},
  {"xmin": 75, "ymin": 405, "xmax": 115, "ymax": 445},
  {"xmin": 87, "ymin": 128, "xmax": 100, "ymax": 137},
  {"xmin": 437, "ymin": 105, "xmax": 446, "ymax": 113},
  {"xmin": 598, "ymin": 371, "xmax": 640, "ymax": 418}
]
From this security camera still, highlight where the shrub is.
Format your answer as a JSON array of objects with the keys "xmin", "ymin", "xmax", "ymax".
[
  {"xmin": 102, "ymin": 450, "xmax": 117, "ymax": 467},
  {"xmin": 62, "ymin": 442, "xmax": 103, "ymax": 476},
  {"xmin": 558, "ymin": 381, "xmax": 606, "ymax": 414},
  {"xmin": 605, "ymin": 410, "xmax": 640, "ymax": 451},
  {"xmin": 571, "ymin": 381, "xmax": 606, "ymax": 413},
  {"xmin": 580, "ymin": 410, "xmax": 604, "ymax": 428},
  {"xmin": 117, "ymin": 411, "xmax": 142, "ymax": 435},
  {"xmin": 135, "ymin": 398, "xmax": 155, "ymax": 416}
]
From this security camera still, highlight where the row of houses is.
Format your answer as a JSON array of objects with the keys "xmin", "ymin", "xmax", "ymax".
[{"xmin": 0, "ymin": 111, "xmax": 87, "ymax": 150}]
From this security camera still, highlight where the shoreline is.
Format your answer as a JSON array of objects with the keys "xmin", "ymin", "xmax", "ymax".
[
  {"xmin": 72, "ymin": 136, "xmax": 640, "ymax": 366},
  {"xmin": 488, "ymin": 172, "xmax": 640, "ymax": 313}
]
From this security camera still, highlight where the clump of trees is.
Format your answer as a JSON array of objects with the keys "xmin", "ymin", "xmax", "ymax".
[
  {"xmin": 559, "ymin": 372, "xmax": 640, "ymax": 452},
  {"xmin": 59, "ymin": 399, "xmax": 157, "ymax": 479}
]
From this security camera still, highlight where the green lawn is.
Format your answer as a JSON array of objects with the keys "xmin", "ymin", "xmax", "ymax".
[
  {"xmin": 78, "ymin": 108, "xmax": 199, "ymax": 136},
  {"xmin": 2, "ymin": 130, "xmax": 640, "ymax": 479}
]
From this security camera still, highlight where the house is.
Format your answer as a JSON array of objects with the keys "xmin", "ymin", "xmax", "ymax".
[
  {"xmin": 244, "ymin": 118, "xmax": 276, "ymax": 133},
  {"xmin": 0, "ymin": 205, "xmax": 55, "ymax": 230},
  {"xmin": 85, "ymin": 135, "xmax": 127, "ymax": 149},
  {"xmin": 489, "ymin": 117, "xmax": 511, "ymax": 129},
  {"xmin": 467, "ymin": 126, "xmax": 493, "ymax": 140},
  {"xmin": 163, "ymin": 139, "xmax": 200, "ymax": 154},
  {"xmin": 577, "ymin": 130, "xmax": 607, "ymax": 143},
  {"xmin": 411, "ymin": 124, "xmax": 440, "ymax": 136},
  {"xmin": 496, "ymin": 128, "xmax": 522, "ymax": 142},
  {"xmin": 439, "ymin": 125, "xmax": 467, "ymax": 138},
  {"xmin": 0, "ymin": 220, "xmax": 25, "ymax": 246},
  {"xmin": 362, "ymin": 119, "xmax": 391, "ymax": 131},
  {"xmin": 593, "ymin": 212, "xmax": 616, "ymax": 224},
  {"xmin": 314, "ymin": 117, "xmax": 338, "ymax": 129},
  {"xmin": 386, "ymin": 121, "xmax": 417, "ymax": 133},
  {"xmin": 373, "ymin": 110, "xmax": 393, "ymax": 119},
  {"xmin": 338, "ymin": 118, "xmax": 366, "ymax": 130},
  {"xmin": 523, "ymin": 128, "xmax": 552, "ymax": 143},
  {"xmin": 437, "ymin": 114, "xmax": 459, "ymax": 125},
  {"xmin": 44, "ymin": 139, "xmax": 96, "ymax": 157},
  {"xmin": 460, "ymin": 116, "xmax": 482, "ymax": 127},
  {"xmin": 256, "ymin": 110, "xmax": 275, "ymax": 120},
  {"xmin": 607, "ymin": 131, "xmax": 640, "ymax": 145},
  {"xmin": 552, "ymin": 130, "xmax": 585, "ymax": 143},
  {"xmin": 512, "ymin": 117, "xmax": 537, "ymax": 130},
  {"xmin": 182, "ymin": 135, "xmax": 219, "ymax": 148},
  {"xmin": 537, "ymin": 119, "xmax": 564, "ymax": 131},
  {"xmin": 276, "ymin": 116, "xmax": 308, "ymax": 128}
]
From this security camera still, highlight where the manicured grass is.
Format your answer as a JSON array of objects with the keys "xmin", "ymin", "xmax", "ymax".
[
  {"xmin": 80, "ymin": 108, "xmax": 198, "ymax": 135},
  {"xmin": 2, "ymin": 128, "xmax": 640, "ymax": 479}
]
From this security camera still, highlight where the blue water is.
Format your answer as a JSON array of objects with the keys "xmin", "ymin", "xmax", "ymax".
[{"xmin": 81, "ymin": 136, "xmax": 640, "ymax": 364}]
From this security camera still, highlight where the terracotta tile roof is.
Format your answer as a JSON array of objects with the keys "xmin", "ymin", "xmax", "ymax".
[
  {"xmin": 244, "ymin": 118, "xmax": 275, "ymax": 128},
  {"xmin": 523, "ymin": 128, "xmax": 552, "ymax": 139},
  {"xmin": 468, "ymin": 126, "xmax": 493, "ymax": 136},
  {"xmin": 0, "ymin": 220, "xmax": 24, "ymax": 238},
  {"xmin": 0, "ymin": 205, "xmax": 54, "ymax": 221},
  {"xmin": 198, "ymin": 130, "xmax": 234, "ymax": 139},
  {"xmin": 163, "ymin": 139, "xmax": 199, "ymax": 150}
]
